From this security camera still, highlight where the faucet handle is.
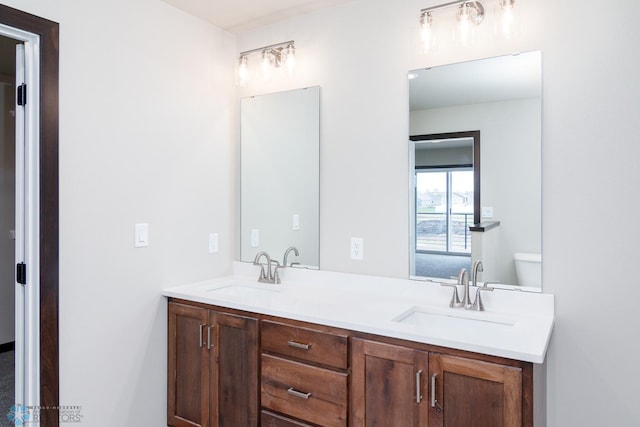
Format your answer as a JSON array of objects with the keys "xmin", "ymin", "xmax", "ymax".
[
  {"xmin": 470, "ymin": 283, "xmax": 495, "ymax": 311},
  {"xmin": 441, "ymin": 283, "xmax": 462, "ymax": 308}
]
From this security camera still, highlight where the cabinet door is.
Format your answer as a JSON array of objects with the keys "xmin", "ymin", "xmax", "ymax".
[
  {"xmin": 168, "ymin": 302, "xmax": 210, "ymax": 427},
  {"xmin": 211, "ymin": 311, "xmax": 258, "ymax": 427},
  {"xmin": 351, "ymin": 338, "xmax": 429, "ymax": 427},
  {"xmin": 429, "ymin": 353, "xmax": 522, "ymax": 427}
]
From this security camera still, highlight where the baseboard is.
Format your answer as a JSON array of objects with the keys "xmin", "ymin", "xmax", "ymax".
[{"xmin": 0, "ymin": 341, "xmax": 15, "ymax": 353}]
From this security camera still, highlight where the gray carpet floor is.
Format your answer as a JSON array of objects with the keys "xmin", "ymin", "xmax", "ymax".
[
  {"xmin": 415, "ymin": 252, "xmax": 471, "ymax": 279},
  {"xmin": 0, "ymin": 350, "xmax": 14, "ymax": 426}
]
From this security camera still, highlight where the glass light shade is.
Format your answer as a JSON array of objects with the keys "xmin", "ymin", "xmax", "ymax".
[
  {"xmin": 261, "ymin": 49, "xmax": 274, "ymax": 80},
  {"xmin": 457, "ymin": 4, "xmax": 472, "ymax": 45},
  {"xmin": 238, "ymin": 55, "xmax": 249, "ymax": 86},
  {"xmin": 420, "ymin": 11, "xmax": 435, "ymax": 52},
  {"xmin": 284, "ymin": 44, "xmax": 296, "ymax": 75},
  {"xmin": 499, "ymin": 0, "xmax": 516, "ymax": 38}
]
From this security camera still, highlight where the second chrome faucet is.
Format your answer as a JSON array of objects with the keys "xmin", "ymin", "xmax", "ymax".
[
  {"xmin": 253, "ymin": 246, "xmax": 300, "ymax": 284},
  {"xmin": 441, "ymin": 260, "xmax": 494, "ymax": 311}
]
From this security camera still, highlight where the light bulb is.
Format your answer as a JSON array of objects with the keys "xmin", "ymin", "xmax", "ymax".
[
  {"xmin": 420, "ymin": 11, "xmax": 434, "ymax": 52},
  {"xmin": 238, "ymin": 55, "xmax": 248, "ymax": 86},
  {"xmin": 457, "ymin": 3, "xmax": 471, "ymax": 45},
  {"xmin": 261, "ymin": 49, "xmax": 274, "ymax": 80},
  {"xmin": 284, "ymin": 43, "xmax": 296, "ymax": 76},
  {"xmin": 500, "ymin": 0, "xmax": 516, "ymax": 38}
]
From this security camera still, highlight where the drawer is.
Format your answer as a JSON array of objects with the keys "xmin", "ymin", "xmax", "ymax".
[
  {"xmin": 261, "ymin": 320, "xmax": 348, "ymax": 369},
  {"xmin": 261, "ymin": 354, "xmax": 348, "ymax": 427},
  {"xmin": 261, "ymin": 410, "xmax": 315, "ymax": 427}
]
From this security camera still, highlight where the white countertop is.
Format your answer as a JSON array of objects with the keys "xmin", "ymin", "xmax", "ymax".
[{"xmin": 163, "ymin": 262, "xmax": 554, "ymax": 364}]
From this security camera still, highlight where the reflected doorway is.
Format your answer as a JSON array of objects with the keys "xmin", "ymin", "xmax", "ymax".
[{"xmin": 410, "ymin": 131, "xmax": 479, "ymax": 279}]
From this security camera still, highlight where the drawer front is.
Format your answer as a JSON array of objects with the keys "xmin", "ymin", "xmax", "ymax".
[
  {"xmin": 261, "ymin": 320, "xmax": 348, "ymax": 369},
  {"xmin": 261, "ymin": 354, "xmax": 348, "ymax": 427},
  {"xmin": 261, "ymin": 410, "xmax": 315, "ymax": 427}
]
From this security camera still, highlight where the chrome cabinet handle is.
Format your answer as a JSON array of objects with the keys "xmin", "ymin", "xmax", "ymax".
[
  {"xmin": 287, "ymin": 387, "xmax": 312, "ymax": 399},
  {"xmin": 199, "ymin": 324, "xmax": 206, "ymax": 348},
  {"xmin": 431, "ymin": 373, "xmax": 437, "ymax": 408},
  {"xmin": 287, "ymin": 340, "xmax": 311, "ymax": 350},
  {"xmin": 416, "ymin": 370, "xmax": 423, "ymax": 403},
  {"xmin": 207, "ymin": 326, "xmax": 214, "ymax": 350}
]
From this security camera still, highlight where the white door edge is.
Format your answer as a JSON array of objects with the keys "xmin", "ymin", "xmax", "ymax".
[{"xmin": 1, "ymin": 23, "xmax": 41, "ymax": 418}]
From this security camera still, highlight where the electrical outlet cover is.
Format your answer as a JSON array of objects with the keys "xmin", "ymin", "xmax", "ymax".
[{"xmin": 350, "ymin": 237, "xmax": 363, "ymax": 260}]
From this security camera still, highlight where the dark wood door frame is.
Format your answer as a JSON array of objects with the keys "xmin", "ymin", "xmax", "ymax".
[
  {"xmin": 0, "ymin": 5, "xmax": 59, "ymax": 426},
  {"xmin": 411, "ymin": 130, "xmax": 481, "ymax": 225}
]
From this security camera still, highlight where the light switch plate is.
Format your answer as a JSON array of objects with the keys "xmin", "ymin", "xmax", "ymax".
[
  {"xmin": 481, "ymin": 207, "xmax": 494, "ymax": 218},
  {"xmin": 209, "ymin": 233, "xmax": 219, "ymax": 254},
  {"xmin": 293, "ymin": 214, "xmax": 300, "ymax": 230},
  {"xmin": 251, "ymin": 229, "xmax": 259, "ymax": 247},
  {"xmin": 135, "ymin": 223, "xmax": 149, "ymax": 248}
]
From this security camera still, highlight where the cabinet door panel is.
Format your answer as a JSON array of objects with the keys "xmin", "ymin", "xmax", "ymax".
[
  {"xmin": 168, "ymin": 303, "xmax": 209, "ymax": 427},
  {"xmin": 429, "ymin": 354, "xmax": 522, "ymax": 427},
  {"xmin": 351, "ymin": 338, "xmax": 428, "ymax": 427},
  {"xmin": 212, "ymin": 311, "xmax": 258, "ymax": 427}
]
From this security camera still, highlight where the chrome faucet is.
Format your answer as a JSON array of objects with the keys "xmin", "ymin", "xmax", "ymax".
[
  {"xmin": 441, "ymin": 264, "xmax": 493, "ymax": 311},
  {"xmin": 469, "ymin": 261, "xmax": 495, "ymax": 311},
  {"xmin": 441, "ymin": 268, "xmax": 467, "ymax": 308},
  {"xmin": 253, "ymin": 251, "xmax": 280, "ymax": 283},
  {"xmin": 459, "ymin": 268, "xmax": 473, "ymax": 309},
  {"xmin": 471, "ymin": 260, "xmax": 483, "ymax": 288},
  {"xmin": 283, "ymin": 246, "xmax": 300, "ymax": 266}
]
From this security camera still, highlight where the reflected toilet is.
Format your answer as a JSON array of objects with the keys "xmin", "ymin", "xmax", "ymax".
[{"xmin": 513, "ymin": 252, "xmax": 542, "ymax": 287}]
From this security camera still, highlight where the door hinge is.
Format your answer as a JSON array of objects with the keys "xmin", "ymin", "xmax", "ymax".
[
  {"xmin": 17, "ymin": 83, "xmax": 27, "ymax": 106},
  {"xmin": 17, "ymin": 262, "xmax": 26, "ymax": 285}
]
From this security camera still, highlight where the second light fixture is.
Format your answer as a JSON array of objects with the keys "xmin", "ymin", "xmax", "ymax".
[{"xmin": 237, "ymin": 40, "xmax": 296, "ymax": 86}]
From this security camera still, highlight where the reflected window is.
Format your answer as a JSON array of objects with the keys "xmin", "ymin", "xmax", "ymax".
[{"xmin": 414, "ymin": 167, "xmax": 473, "ymax": 278}]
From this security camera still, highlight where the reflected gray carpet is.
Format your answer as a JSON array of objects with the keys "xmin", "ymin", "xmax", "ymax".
[
  {"xmin": 415, "ymin": 252, "xmax": 471, "ymax": 279},
  {"xmin": 0, "ymin": 350, "xmax": 14, "ymax": 426}
]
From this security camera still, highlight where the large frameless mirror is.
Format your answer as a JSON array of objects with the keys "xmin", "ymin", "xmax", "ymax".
[
  {"xmin": 409, "ymin": 51, "xmax": 542, "ymax": 290},
  {"xmin": 240, "ymin": 86, "xmax": 320, "ymax": 268}
]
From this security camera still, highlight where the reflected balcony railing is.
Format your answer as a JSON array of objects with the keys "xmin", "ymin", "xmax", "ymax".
[{"xmin": 416, "ymin": 212, "xmax": 472, "ymax": 253}]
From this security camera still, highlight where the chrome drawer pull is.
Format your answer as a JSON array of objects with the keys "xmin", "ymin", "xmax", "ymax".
[
  {"xmin": 431, "ymin": 373, "xmax": 437, "ymax": 408},
  {"xmin": 416, "ymin": 370, "xmax": 423, "ymax": 403},
  {"xmin": 199, "ymin": 324, "xmax": 206, "ymax": 348},
  {"xmin": 287, "ymin": 387, "xmax": 312, "ymax": 400},
  {"xmin": 287, "ymin": 340, "xmax": 311, "ymax": 350},
  {"xmin": 207, "ymin": 326, "xmax": 214, "ymax": 350}
]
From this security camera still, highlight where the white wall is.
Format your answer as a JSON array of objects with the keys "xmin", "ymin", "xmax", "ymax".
[
  {"xmin": 237, "ymin": 0, "xmax": 640, "ymax": 425},
  {"xmin": 2, "ymin": 0, "xmax": 236, "ymax": 425}
]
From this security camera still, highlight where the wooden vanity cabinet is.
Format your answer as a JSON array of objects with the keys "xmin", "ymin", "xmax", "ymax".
[
  {"xmin": 167, "ymin": 301, "xmax": 258, "ymax": 427},
  {"xmin": 167, "ymin": 300, "xmax": 533, "ymax": 427},
  {"xmin": 351, "ymin": 338, "xmax": 429, "ymax": 427}
]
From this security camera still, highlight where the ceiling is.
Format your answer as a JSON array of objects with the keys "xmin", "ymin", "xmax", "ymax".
[
  {"xmin": 409, "ymin": 51, "xmax": 542, "ymax": 111},
  {"xmin": 160, "ymin": 0, "xmax": 355, "ymax": 33}
]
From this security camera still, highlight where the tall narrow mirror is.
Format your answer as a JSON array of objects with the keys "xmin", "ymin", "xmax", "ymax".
[
  {"xmin": 241, "ymin": 87, "xmax": 320, "ymax": 267},
  {"xmin": 409, "ymin": 52, "xmax": 542, "ymax": 290}
]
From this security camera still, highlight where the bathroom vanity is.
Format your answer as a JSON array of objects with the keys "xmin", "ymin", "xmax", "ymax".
[{"xmin": 164, "ymin": 263, "xmax": 553, "ymax": 427}]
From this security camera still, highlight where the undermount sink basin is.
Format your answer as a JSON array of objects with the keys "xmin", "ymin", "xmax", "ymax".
[
  {"xmin": 393, "ymin": 306, "xmax": 517, "ymax": 332},
  {"xmin": 203, "ymin": 281, "xmax": 282, "ymax": 298}
]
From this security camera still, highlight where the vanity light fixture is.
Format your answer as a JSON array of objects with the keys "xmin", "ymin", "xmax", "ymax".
[
  {"xmin": 236, "ymin": 40, "xmax": 296, "ymax": 86},
  {"xmin": 418, "ymin": 0, "xmax": 517, "ymax": 52}
]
